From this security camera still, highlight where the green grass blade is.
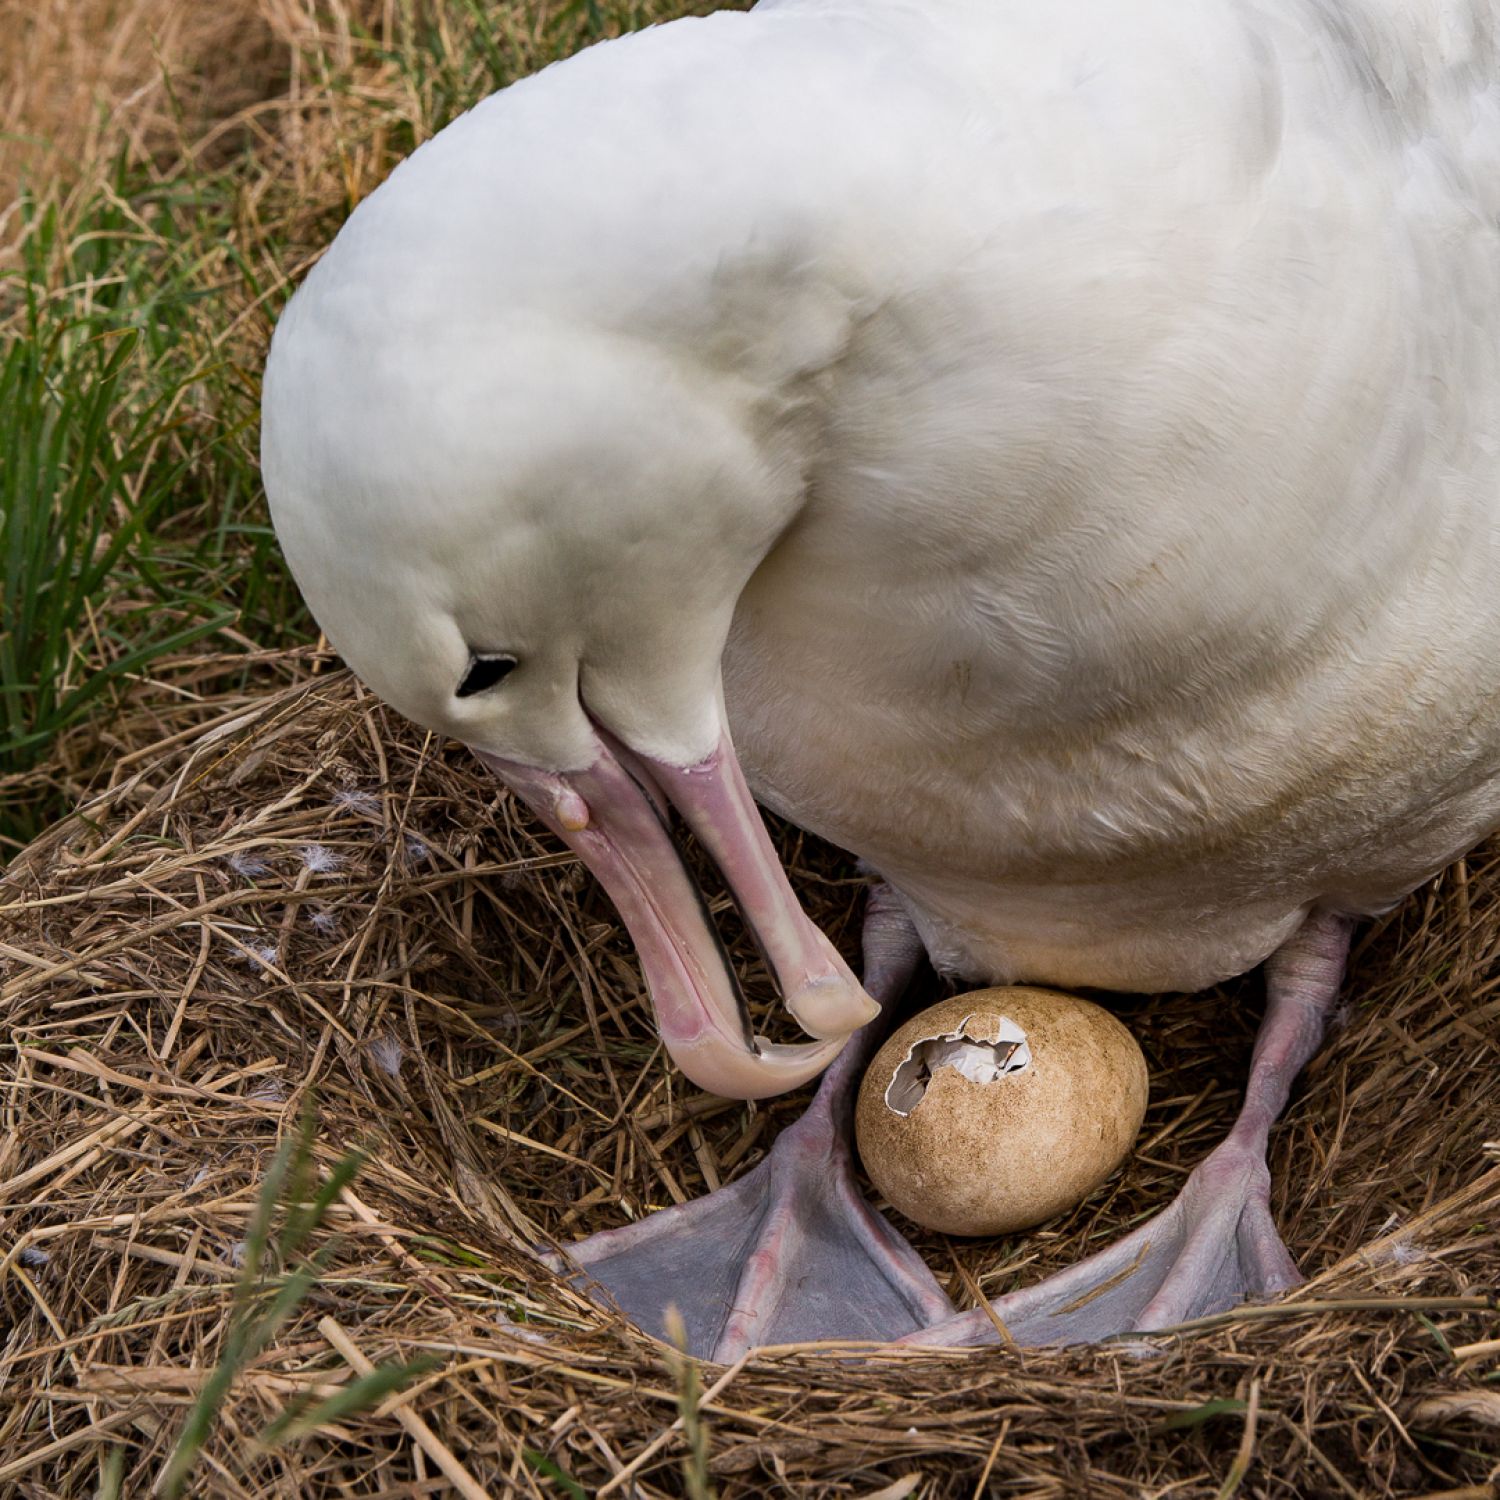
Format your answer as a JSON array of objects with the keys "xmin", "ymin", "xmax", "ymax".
[
  {"xmin": 523, "ymin": 1450, "xmax": 588, "ymax": 1499},
  {"xmin": 258, "ymin": 1356, "xmax": 441, "ymax": 1446},
  {"xmin": 280, "ymin": 1144, "xmax": 368, "ymax": 1265}
]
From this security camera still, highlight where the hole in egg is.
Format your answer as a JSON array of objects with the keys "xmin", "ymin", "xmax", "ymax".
[{"xmin": 883, "ymin": 1012, "xmax": 1032, "ymax": 1117}]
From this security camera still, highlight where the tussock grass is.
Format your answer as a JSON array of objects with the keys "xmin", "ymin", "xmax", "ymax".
[
  {"xmin": 0, "ymin": 0, "xmax": 288, "ymax": 211},
  {"xmin": 0, "ymin": 0, "xmax": 730, "ymax": 845}
]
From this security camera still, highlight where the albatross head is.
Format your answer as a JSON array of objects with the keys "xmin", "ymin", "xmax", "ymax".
[{"xmin": 262, "ymin": 283, "xmax": 877, "ymax": 1097}]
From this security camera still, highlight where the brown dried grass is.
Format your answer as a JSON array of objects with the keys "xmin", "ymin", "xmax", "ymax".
[
  {"xmin": 1, "ymin": 652, "xmax": 1497, "ymax": 1498},
  {"xmin": 0, "ymin": 0, "xmax": 291, "ymax": 209}
]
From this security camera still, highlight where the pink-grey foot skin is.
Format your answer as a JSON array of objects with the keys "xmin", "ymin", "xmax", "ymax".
[
  {"xmin": 906, "ymin": 910, "xmax": 1354, "ymax": 1348},
  {"xmin": 547, "ymin": 884, "xmax": 957, "ymax": 1361}
]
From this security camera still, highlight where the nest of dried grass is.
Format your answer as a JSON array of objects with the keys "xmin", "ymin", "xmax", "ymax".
[{"xmin": 2, "ymin": 652, "xmax": 1498, "ymax": 1498}]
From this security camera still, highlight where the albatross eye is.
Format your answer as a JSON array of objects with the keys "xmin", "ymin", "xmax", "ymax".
[{"xmin": 456, "ymin": 653, "xmax": 517, "ymax": 698}]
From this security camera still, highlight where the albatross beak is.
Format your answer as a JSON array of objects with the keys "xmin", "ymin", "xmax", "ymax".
[{"xmin": 475, "ymin": 730, "xmax": 878, "ymax": 1099}]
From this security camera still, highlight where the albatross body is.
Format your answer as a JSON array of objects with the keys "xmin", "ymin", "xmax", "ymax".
[{"xmin": 262, "ymin": 0, "xmax": 1500, "ymax": 1354}]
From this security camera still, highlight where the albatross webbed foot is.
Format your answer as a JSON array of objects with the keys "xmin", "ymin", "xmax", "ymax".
[
  {"xmin": 908, "ymin": 910, "xmax": 1353, "ymax": 1347},
  {"xmin": 548, "ymin": 885, "xmax": 955, "ymax": 1361}
]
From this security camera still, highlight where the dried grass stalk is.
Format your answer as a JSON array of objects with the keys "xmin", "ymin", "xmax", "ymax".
[{"xmin": 2, "ymin": 653, "xmax": 1498, "ymax": 1497}]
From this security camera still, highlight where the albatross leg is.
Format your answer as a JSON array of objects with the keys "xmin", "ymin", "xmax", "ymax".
[
  {"xmin": 548, "ymin": 883, "xmax": 955, "ymax": 1361},
  {"xmin": 908, "ymin": 909, "xmax": 1354, "ymax": 1347}
]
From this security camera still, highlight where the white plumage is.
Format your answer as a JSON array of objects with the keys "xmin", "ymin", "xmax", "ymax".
[
  {"xmin": 267, "ymin": 0, "xmax": 1500, "ymax": 990},
  {"xmin": 263, "ymin": 0, "xmax": 1500, "ymax": 1349}
]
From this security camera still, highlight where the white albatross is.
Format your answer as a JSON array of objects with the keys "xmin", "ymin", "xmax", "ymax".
[{"xmin": 261, "ymin": 0, "xmax": 1500, "ymax": 1356}]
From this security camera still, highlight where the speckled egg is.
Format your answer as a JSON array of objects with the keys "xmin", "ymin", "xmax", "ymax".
[{"xmin": 855, "ymin": 987, "xmax": 1148, "ymax": 1236}]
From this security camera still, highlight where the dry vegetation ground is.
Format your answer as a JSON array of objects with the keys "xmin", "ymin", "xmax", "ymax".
[
  {"xmin": 2, "ymin": 659, "xmax": 1499, "ymax": 1497},
  {"xmin": 2, "ymin": 3, "xmax": 1499, "ymax": 1497},
  {"xmin": 1, "ymin": 0, "xmax": 288, "ymax": 210}
]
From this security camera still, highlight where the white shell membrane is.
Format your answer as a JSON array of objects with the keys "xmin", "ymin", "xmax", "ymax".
[{"xmin": 883, "ymin": 1012, "xmax": 1032, "ymax": 1117}]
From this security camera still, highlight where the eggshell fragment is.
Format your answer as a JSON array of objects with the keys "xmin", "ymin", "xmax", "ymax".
[{"xmin": 855, "ymin": 987, "xmax": 1148, "ymax": 1236}]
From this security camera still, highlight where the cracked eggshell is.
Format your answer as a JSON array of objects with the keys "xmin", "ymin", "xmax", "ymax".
[{"xmin": 855, "ymin": 987, "xmax": 1148, "ymax": 1236}]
